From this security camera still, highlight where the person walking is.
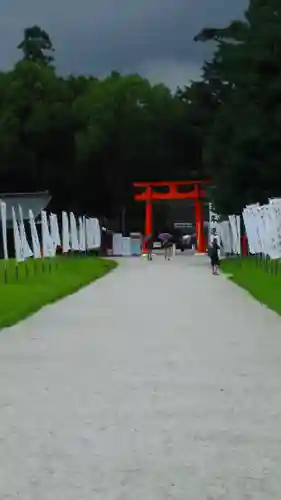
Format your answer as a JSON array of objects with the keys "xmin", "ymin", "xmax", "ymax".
[
  {"xmin": 163, "ymin": 239, "xmax": 172, "ymax": 260},
  {"xmin": 146, "ymin": 235, "xmax": 153, "ymax": 261},
  {"xmin": 158, "ymin": 232, "xmax": 173, "ymax": 260},
  {"xmin": 209, "ymin": 238, "xmax": 220, "ymax": 275}
]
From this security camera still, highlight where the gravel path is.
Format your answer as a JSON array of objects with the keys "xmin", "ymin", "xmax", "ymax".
[{"xmin": 1, "ymin": 254, "xmax": 281, "ymax": 499}]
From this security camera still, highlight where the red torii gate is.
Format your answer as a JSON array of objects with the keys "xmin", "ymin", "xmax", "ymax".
[{"xmin": 133, "ymin": 180, "xmax": 210, "ymax": 253}]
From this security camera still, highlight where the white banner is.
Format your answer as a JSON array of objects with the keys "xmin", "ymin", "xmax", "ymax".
[
  {"xmin": 229, "ymin": 215, "xmax": 241, "ymax": 255},
  {"xmin": 29, "ymin": 209, "xmax": 41, "ymax": 259},
  {"xmin": 12, "ymin": 207, "xmax": 24, "ymax": 262},
  {"xmin": 112, "ymin": 233, "xmax": 123, "ymax": 256},
  {"xmin": 70, "ymin": 212, "xmax": 79, "ymax": 251},
  {"xmin": 85, "ymin": 218, "xmax": 93, "ymax": 250},
  {"xmin": 209, "ymin": 202, "xmax": 220, "ymax": 244},
  {"xmin": 41, "ymin": 211, "xmax": 55, "ymax": 258},
  {"xmin": 92, "ymin": 218, "xmax": 101, "ymax": 249},
  {"xmin": 18, "ymin": 205, "xmax": 33, "ymax": 259},
  {"xmin": 218, "ymin": 220, "xmax": 232, "ymax": 254},
  {"xmin": 243, "ymin": 205, "xmax": 258, "ymax": 254},
  {"xmin": 62, "ymin": 211, "xmax": 70, "ymax": 253},
  {"xmin": 242, "ymin": 201, "xmax": 281, "ymax": 259},
  {"xmin": 85, "ymin": 217, "xmax": 101, "ymax": 250},
  {"xmin": 78, "ymin": 216, "xmax": 86, "ymax": 251},
  {"xmin": 121, "ymin": 237, "xmax": 131, "ymax": 256},
  {"xmin": 50, "ymin": 213, "xmax": 61, "ymax": 250},
  {"xmin": 0, "ymin": 201, "xmax": 8, "ymax": 260},
  {"xmin": 209, "ymin": 199, "xmax": 281, "ymax": 259}
]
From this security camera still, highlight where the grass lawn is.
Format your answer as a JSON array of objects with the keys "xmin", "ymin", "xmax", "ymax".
[
  {"xmin": 221, "ymin": 256, "xmax": 281, "ymax": 315},
  {"xmin": 0, "ymin": 256, "xmax": 117, "ymax": 328}
]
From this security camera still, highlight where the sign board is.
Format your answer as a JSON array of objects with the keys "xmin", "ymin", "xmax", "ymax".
[{"xmin": 174, "ymin": 222, "xmax": 193, "ymax": 229}]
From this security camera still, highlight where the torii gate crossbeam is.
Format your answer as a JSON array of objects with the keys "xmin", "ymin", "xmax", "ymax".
[{"xmin": 133, "ymin": 180, "xmax": 210, "ymax": 253}]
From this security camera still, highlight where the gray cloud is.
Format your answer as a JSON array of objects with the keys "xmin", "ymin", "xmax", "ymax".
[{"xmin": 0, "ymin": 0, "xmax": 247, "ymax": 88}]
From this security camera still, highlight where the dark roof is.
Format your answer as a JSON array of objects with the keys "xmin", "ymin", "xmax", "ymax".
[{"xmin": 0, "ymin": 191, "xmax": 51, "ymax": 226}]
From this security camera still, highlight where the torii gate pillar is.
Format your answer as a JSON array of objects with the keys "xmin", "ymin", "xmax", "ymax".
[
  {"xmin": 194, "ymin": 183, "xmax": 205, "ymax": 253},
  {"xmin": 145, "ymin": 186, "xmax": 153, "ymax": 237}
]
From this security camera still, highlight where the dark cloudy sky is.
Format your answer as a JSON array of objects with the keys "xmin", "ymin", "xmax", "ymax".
[{"xmin": 0, "ymin": 0, "xmax": 247, "ymax": 88}]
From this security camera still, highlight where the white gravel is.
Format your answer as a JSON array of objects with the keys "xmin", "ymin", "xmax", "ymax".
[{"xmin": 1, "ymin": 254, "xmax": 281, "ymax": 499}]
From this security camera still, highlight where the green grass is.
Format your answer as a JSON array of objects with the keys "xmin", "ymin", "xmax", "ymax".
[
  {"xmin": 221, "ymin": 256, "xmax": 281, "ymax": 315},
  {"xmin": 0, "ymin": 256, "xmax": 117, "ymax": 328}
]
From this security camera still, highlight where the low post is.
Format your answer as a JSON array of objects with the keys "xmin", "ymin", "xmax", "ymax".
[
  {"xmin": 143, "ymin": 186, "xmax": 153, "ymax": 254},
  {"xmin": 4, "ymin": 262, "xmax": 7, "ymax": 284},
  {"xmin": 15, "ymin": 264, "xmax": 19, "ymax": 282}
]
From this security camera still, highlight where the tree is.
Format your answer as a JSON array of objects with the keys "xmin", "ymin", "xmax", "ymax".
[
  {"xmin": 0, "ymin": 60, "xmax": 75, "ymax": 209},
  {"xmin": 17, "ymin": 26, "xmax": 54, "ymax": 65},
  {"xmin": 194, "ymin": 0, "xmax": 281, "ymax": 213},
  {"xmin": 194, "ymin": 20, "xmax": 249, "ymax": 43}
]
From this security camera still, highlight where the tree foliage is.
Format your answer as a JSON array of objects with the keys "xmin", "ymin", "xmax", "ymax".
[
  {"xmin": 17, "ymin": 26, "xmax": 54, "ymax": 65},
  {"xmin": 194, "ymin": 0, "xmax": 281, "ymax": 213}
]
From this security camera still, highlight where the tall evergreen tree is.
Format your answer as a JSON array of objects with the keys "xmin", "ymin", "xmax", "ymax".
[{"xmin": 18, "ymin": 26, "xmax": 54, "ymax": 65}]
